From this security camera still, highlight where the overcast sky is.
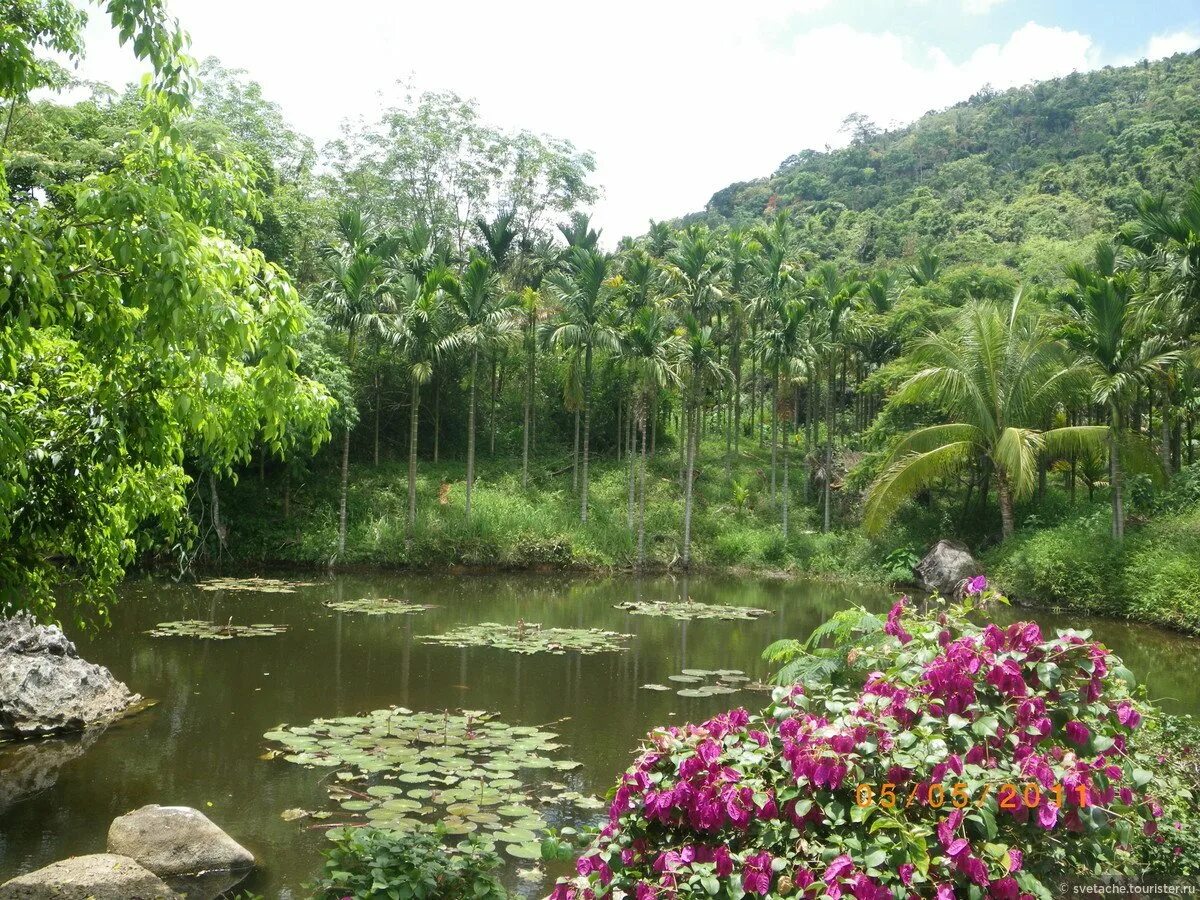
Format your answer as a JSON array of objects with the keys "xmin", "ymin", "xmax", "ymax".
[{"xmin": 68, "ymin": 0, "xmax": 1200, "ymax": 242}]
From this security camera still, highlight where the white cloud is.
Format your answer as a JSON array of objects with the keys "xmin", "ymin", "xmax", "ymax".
[
  {"xmin": 59, "ymin": 4, "xmax": 1149, "ymax": 242},
  {"xmin": 1143, "ymin": 30, "xmax": 1200, "ymax": 60}
]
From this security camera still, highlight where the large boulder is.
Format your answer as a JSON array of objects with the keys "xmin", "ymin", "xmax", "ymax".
[
  {"xmin": 0, "ymin": 613, "xmax": 140, "ymax": 739},
  {"xmin": 0, "ymin": 853, "xmax": 178, "ymax": 899},
  {"xmin": 107, "ymin": 805, "xmax": 254, "ymax": 879},
  {"xmin": 915, "ymin": 539, "xmax": 984, "ymax": 597}
]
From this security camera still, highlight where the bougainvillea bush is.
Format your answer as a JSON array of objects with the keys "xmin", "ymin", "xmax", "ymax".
[{"xmin": 550, "ymin": 594, "xmax": 1194, "ymax": 898}]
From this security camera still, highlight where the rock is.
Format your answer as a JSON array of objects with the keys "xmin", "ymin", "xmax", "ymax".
[
  {"xmin": 0, "ymin": 613, "xmax": 141, "ymax": 740},
  {"xmin": 0, "ymin": 853, "xmax": 178, "ymax": 899},
  {"xmin": 107, "ymin": 805, "xmax": 254, "ymax": 878},
  {"xmin": 915, "ymin": 540, "xmax": 984, "ymax": 597},
  {"xmin": 0, "ymin": 729, "xmax": 103, "ymax": 813}
]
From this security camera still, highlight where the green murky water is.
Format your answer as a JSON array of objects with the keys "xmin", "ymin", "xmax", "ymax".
[{"xmin": 1, "ymin": 573, "xmax": 1196, "ymax": 897}]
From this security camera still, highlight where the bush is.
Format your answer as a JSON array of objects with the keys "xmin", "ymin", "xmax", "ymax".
[
  {"xmin": 986, "ymin": 517, "xmax": 1124, "ymax": 616},
  {"xmin": 1121, "ymin": 510, "xmax": 1200, "ymax": 635},
  {"xmin": 550, "ymin": 597, "xmax": 1187, "ymax": 898},
  {"xmin": 313, "ymin": 827, "xmax": 508, "ymax": 899}
]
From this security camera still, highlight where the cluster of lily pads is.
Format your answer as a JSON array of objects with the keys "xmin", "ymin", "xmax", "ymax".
[
  {"xmin": 323, "ymin": 598, "xmax": 437, "ymax": 616},
  {"xmin": 640, "ymin": 667, "xmax": 766, "ymax": 698},
  {"xmin": 613, "ymin": 598, "xmax": 771, "ymax": 621},
  {"xmin": 420, "ymin": 622, "xmax": 631, "ymax": 655},
  {"xmin": 263, "ymin": 708, "xmax": 602, "ymax": 866},
  {"xmin": 146, "ymin": 620, "xmax": 288, "ymax": 640},
  {"xmin": 195, "ymin": 576, "xmax": 315, "ymax": 593}
]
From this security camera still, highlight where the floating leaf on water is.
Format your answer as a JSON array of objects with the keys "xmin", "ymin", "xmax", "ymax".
[
  {"xmin": 146, "ymin": 620, "xmax": 287, "ymax": 640},
  {"xmin": 421, "ymin": 623, "xmax": 631, "ymax": 655},
  {"xmin": 668, "ymin": 675, "xmax": 701, "ymax": 683},
  {"xmin": 279, "ymin": 808, "xmax": 308, "ymax": 821},
  {"xmin": 505, "ymin": 842, "xmax": 543, "ymax": 860},
  {"xmin": 613, "ymin": 599, "xmax": 771, "ymax": 621},
  {"xmin": 517, "ymin": 867, "xmax": 545, "ymax": 883},
  {"xmin": 323, "ymin": 598, "xmax": 438, "ymax": 616},
  {"xmin": 196, "ymin": 577, "xmax": 316, "ymax": 594},
  {"xmin": 640, "ymin": 683, "xmax": 670, "ymax": 691}
]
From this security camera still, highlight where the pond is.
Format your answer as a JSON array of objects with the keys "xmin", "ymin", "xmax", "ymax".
[{"xmin": 1, "ymin": 572, "xmax": 1197, "ymax": 897}]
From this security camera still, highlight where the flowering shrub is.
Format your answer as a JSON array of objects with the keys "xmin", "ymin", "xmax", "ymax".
[{"xmin": 549, "ymin": 596, "xmax": 1187, "ymax": 899}]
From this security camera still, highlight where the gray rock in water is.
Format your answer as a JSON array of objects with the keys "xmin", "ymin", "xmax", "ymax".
[
  {"xmin": 108, "ymin": 805, "xmax": 255, "ymax": 879},
  {"xmin": 915, "ymin": 540, "xmax": 984, "ymax": 597},
  {"xmin": 0, "ymin": 853, "xmax": 178, "ymax": 899},
  {"xmin": 0, "ymin": 613, "xmax": 141, "ymax": 739}
]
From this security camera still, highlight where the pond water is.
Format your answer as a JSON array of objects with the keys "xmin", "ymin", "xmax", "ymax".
[{"xmin": 1, "ymin": 572, "xmax": 1197, "ymax": 897}]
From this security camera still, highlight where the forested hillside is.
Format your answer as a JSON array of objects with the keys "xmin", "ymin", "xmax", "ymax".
[{"xmin": 684, "ymin": 51, "xmax": 1200, "ymax": 284}]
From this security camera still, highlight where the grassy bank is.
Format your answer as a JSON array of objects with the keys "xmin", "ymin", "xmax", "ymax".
[{"xmin": 215, "ymin": 437, "xmax": 894, "ymax": 581}]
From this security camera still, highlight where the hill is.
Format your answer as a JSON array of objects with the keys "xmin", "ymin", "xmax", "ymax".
[{"xmin": 681, "ymin": 50, "xmax": 1200, "ymax": 284}]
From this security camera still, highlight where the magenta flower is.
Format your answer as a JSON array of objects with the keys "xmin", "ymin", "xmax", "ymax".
[
  {"xmin": 964, "ymin": 574, "xmax": 988, "ymax": 595},
  {"xmin": 1064, "ymin": 720, "xmax": 1090, "ymax": 745},
  {"xmin": 824, "ymin": 854, "xmax": 854, "ymax": 883},
  {"xmin": 898, "ymin": 863, "xmax": 915, "ymax": 886},
  {"xmin": 741, "ymin": 851, "xmax": 773, "ymax": 895}
]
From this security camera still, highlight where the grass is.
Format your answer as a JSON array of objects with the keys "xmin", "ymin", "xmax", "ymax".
[{"xmin": 216, "ymin": 435, "xmax": 893, "ymax": 581}]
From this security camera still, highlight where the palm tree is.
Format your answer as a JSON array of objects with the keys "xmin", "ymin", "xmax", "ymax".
[
  {"xmin": 440, "ymin": 255, "xmax": 516, "ymax": 519},
  {"xmin": 318, "ymin": 208, "xmax": 398, "ymax": 557},
  {"xmin": 722, "ymin": 228, "xmax": 759, "ymax": 465},
  {"xmin": 905, "ymin": 247, "xmax": 941, "ymax": 286},
  {"xmin": 809, "ymin": 263, "xmax": 862, "ymax": 533},
  {"xmin": 548, "ymin": 247, "xmax": 620, "ymax": 523},
  {"xmin": 1060, "ymin": 243, "xmax": 1176, "ymax": 539},
  {"xmin": 760, "ymin": 297, "xmax": 809, "ymax": 538},
  {"xmin": 676, "ymin": 315, "xmax": 728, "ymax": 569},
  {"xmin": 865, "ymin": 294, "xmax": 1106, "ymax": 540},
  {"xmin": 623, "ymin": 305, "xmax": 684, "ymax": 567},
  {"xmin": 391, "ymin": 268, "xmax": 453, "ymax": 530},
  {"xmin": 752, "ymin": 214, "xmax": 799, "ymax": 496},
  {"xmin": 559, "ymin": 212, "xmax": 601, "ymax": 251}
]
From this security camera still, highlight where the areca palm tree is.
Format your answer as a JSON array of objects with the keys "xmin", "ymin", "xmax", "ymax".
[
  {"xmin": 548, "ymin": 247, "xmax": 620, "ymax": 523},
  {"xmin": 623, "ymin": 305, "xmax": 684, "ymax": 567},
  {"xmin": 1060, "ymin": 243, "xmax": 1176, "ymax": 539},
  {"xmin": 865, "ymin": 294, "xmax": 1106, "ymax": 540},
  {"xmin": 809, "ymin": 263, "xmax": 862, "ymax": 533},
  {"xmin": 677, "ymin": 315, "xmax": 729, "ymax": 569},
  {"xmin": 440, "ymin": 255, "xmax": 517, "ymax": 519},
  {"xmin": 318, "ymin": 208, "xmax": 398, "ymax": 557},
  {"xmin": 391, "ymin": 267, "xmax": 453, "ymax": 530},
  {"xmin": 760, "ymin": 297, "xmax": 809, "ymax": 538}
]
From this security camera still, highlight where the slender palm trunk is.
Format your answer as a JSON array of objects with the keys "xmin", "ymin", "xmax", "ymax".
[
  {"xmin": 581, "ymin": 343, "xmax": 593, "ymax": 523},
  {"xmin": 770, "ymin": 359, "xmax": 779, "ymax": 503},
  {"xmin": 1160, "ymin": 389, "xmax": 1172, "ymax": 478},
  {"xmin": 210, "ymin": 473, "xmax": 226, "ymax": 553},
  {"xmin": 407, "ymin": 379, "xmax": 420, "ymax": 530},
  {"xmin": 466, "ymin": 348, "xmax": 478, "ymax": 519},
  {"xmin": 682, "ymin": 379, "xmax": 700, "ymax": 569},
  {"xmin": 823, "ymin": 361, "xmax": 834, "ymax": 533},
  {"xmin": 522, "ymin": 335, "xmax": 532, "ymax": 489},
  {"xmin": 782, "ymin": 419, "xmax": 790, "ymax": 539},
  {"xmin": 337, "ymin": 424, "xmax": 350, "ymax": 556},
  {"xmin": 433, "ymin": 375, "xmax": 440, "ymax": 463},
  {"xmin": 489, "ymin": 353, "xmax": 497, "ymax": 456},
  {"xmin": 637, "ymin": 406, "xmax": 649, "ymax": 568},
  {"xmin": 572, "ymin": 408, "xmax": 580, "ymax": 491},
  {"xmin": 627, "ymin": 395, "xmax": 637, "ymax": 529},
  {"xmin": 1110, "ymin": 404, "xmax": 1125, "ymax": 541},
  {"xmin": 373, "ymin": 374, "xmax": 381, "ymax": 466}
]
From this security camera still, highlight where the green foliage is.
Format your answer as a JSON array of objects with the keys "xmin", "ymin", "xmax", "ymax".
[{"xmin": 312, "ymin": 827, "xmax": 507, "ymax": 900}]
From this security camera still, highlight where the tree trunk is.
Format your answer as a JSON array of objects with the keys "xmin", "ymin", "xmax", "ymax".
[
  {"xmin": 637, "ymin": 406, "xmax": 649, "ymax": 568},
  {"xmin": 770, "ymin": 360, "xmax": 779, "ymax": 503},
  {"xmin": 572, "ymin": 408, "xmax": 580, "ymax": 491},
  {"xmin": 1110, "ymin": 405, "xmax": 1124, "ymax": 541},
  {"xmin": 489, "ymin": 352, "xmax": 497, "ymax": 456},
  {"xmin": 408, "ymin": 379, "xmax": 420, "ymax": 530},
  {"xmin": 782, "ymin": 419, "xmax": 790, "ymax": 539},
  {"xmin": 1160, "ymin": 393, "xmax": 1172, "ymax": 478},
  {"xmin": 283, "ymin": 470, "xmax": 291, "ymax": 520},
  {"xmin": 210, "ymin": 473, "xmax": 227, "ymax": 553},
  {"xmin": 337, "ymin": 424, "xmax": 350, "ymax": 556},
  {"xmin": 627, "ymin": 396, "xmax": 637, "ymax": 530},
  {"xmin": 522, "ymin": 335, "xmax": 532, "ymax": 489},
  {"xmin": 374, "ymin": 373, "xmax": 381, "ymax": 466},
  {"xmin": 823, "ymin": 362, "xmax": 834, "ymax": 533},
  {"xmin": 997, "ymin": 473, "xmax": 1015, "ymax": 540},
  {"xmin": 581, "ymin": 343, "xmax": 593, "ymax": 523},
  {"xmin": 682, "ymin": 380, "xmax": 699, "ymax": 569},
  {"xmin": 616, "ymin": 394, "xmax": 622, "ymax": 464},
  {"xmin": 433, "ymin": 376, "xmax": 440, "ymax": 463},
  {"xmin": 466, "ymin": 348, "xmax": 478, "ymax": 519}
]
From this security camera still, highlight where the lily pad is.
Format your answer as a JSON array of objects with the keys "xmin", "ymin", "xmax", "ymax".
[
  {"xmin": 196, "ymin": 576, "xmax": 315, "ymax": 593},
  {"xmin": 146, "ymin": 620, "xmax": 287, "ymax": 640},
  {"xmin": 613, "ymin": 599, "xmax": 771, "ymax": 621},
  {"xmin": 421, "ymin": 622, "xmax": 631, "ymax": 655},
  {"xmin": 324, "ymin": 598, "xmax": 437, "ymax": 616}
]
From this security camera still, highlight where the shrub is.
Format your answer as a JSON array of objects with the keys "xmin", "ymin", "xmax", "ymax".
[
  {"xmin": 1121, "ymin": 511, "xmax": 1200, "ymax": 635},
  {"xmin": 313, "ymin": 826, "xmax": 508, "ymax": 899},
  {"xmin": 550, "ymin": 597, "xmax": 1186, "ymax": 898},
  {"xmin": 986, "ymin": 518, "xmax": 1124, "ymax": 615}
]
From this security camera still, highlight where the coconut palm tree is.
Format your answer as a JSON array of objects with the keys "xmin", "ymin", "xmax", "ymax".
[
  {"xmin": 439, "ymin": 255, "xmax": 517, "ymax": 519},
  {"xmin": 547, "ymin": 247, "xmax": 620, "ymax": 523},
  {"xmin": 865, "ymin": 294, "xmax": 1107, "ymax": 540},
  {"xmin": 391, "ymin": 267, "xmax": 453, "ymax": 530},
  {"xmin": 1060, "ymin": 242, "xmax": 1176, "ymax": 539},
  {"xmin": 318, "ymin": 208, "xmax": 398, "ymax": 557}
]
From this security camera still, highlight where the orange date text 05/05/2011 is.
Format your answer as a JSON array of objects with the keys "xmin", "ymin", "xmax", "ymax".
[{"xmin": 854, "ymin": 782, "xmax": 1090, "ymax": 811}]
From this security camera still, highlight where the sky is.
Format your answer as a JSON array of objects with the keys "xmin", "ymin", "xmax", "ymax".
[{"xmin": 68, "ymin": 0, "xmax": 1200, "ymax": 242}]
